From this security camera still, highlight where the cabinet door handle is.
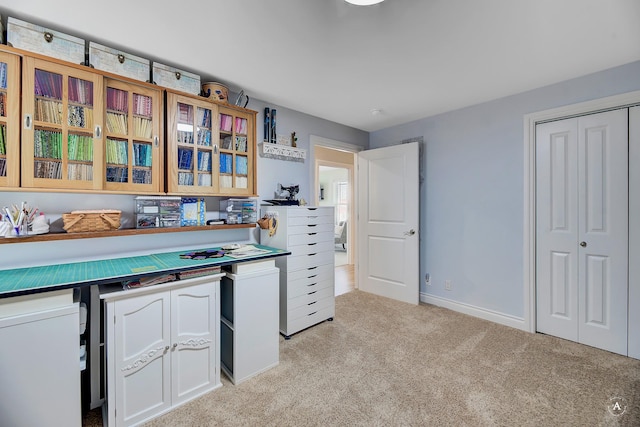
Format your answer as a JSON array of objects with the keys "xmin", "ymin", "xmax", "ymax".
[
  {"xmin": 213, "ymin": 144, "xmax": 219, "ymax": 154},
  {"xmin": 24, "ymin": 114, "xmax": 32, "ymax": 130},
  {"xmin": 95, "ymin": 125, "xmax": 101, "ymax": 138},
  {"xmin": 154, "ymin": 136, "xmax": 159, "ymax": 147}
]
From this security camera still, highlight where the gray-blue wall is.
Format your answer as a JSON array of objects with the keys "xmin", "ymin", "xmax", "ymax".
[
  {"xmin": 370, "ymin": 60, "xmax": 640, "ymax": 319},
  {"xmin": 245, "ymin": 98, "xmax": 368, "ymax": 204}
]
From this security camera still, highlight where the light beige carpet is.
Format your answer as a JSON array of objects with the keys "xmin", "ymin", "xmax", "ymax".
[{"xmin": 135, "ymin": 290, "xmax": 639, "ymax": 426}]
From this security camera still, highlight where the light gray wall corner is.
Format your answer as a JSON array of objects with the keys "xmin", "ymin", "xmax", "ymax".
[
  {"xmin": 244, "ymin": 97, "xmax": 368, "ymax": 207},
  {"xmin": 370, "ymin": 60, "xmax": 640, "ymax": 322}
]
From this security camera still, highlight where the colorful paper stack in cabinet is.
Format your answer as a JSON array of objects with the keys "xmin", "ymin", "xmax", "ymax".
[
  {"xmin": 259, "ymin": 206, "xmax": 335, "ymax": 339},
  {"xmin": 0, "ymin": 48, "xmax": 20, "ymax": 188}
]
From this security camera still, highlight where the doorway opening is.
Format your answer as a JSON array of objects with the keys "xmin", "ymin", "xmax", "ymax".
[{"xmin": 311, "ymin": 136, "xmax": 361, "ymax": 296}]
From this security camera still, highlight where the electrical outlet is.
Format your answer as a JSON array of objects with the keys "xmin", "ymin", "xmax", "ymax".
[
  {"xmin": 425, "ymin": 273, "xmax": 431, "ymax": 285},
  {"xmin": 445, "ymin": 280, "xmax": 452, "ymax": 291}
]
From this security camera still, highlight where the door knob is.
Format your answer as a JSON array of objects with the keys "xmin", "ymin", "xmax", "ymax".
[
  {"xmin": 404, "ymin": 229, "xmax": 416, "ymax": 236},
  {"xmin": 580, "ymin": 241, "xmax": 587, "ymax": 247}
]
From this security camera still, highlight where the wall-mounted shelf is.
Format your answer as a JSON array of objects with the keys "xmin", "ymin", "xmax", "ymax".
[
  {"xmin": 258, "ymin": 142, "xmax": 306, "ymax": 162},
  {"xmin": 0, "ymin": 223, "xmax": 255, "ymax": 245}
]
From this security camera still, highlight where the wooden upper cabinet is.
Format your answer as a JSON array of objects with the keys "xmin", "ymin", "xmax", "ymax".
[
  {"xmin": 103, "ymin": 78, "xmax": 162, "ymax": 193},
  {"xmin": 166, "ymin": 91, "xmax": 219, "ymax": 195},
  {"xmin": 217, "ymin": 105, "xmax": 256, "ymax": 196},
  {"xmin": 166, "ymin": 91, "xmax": 257, "ymax": 197},
  {"xmin": 3, "ymin": 45, "xmax": 258, "ymax": 197},
  {"xmin": 21, "ymin": 56, "xmax": 104, "ymax": 190},
  {"xmin": 0, "ymin": 50, "xmax": 21, "ymax": 188}
]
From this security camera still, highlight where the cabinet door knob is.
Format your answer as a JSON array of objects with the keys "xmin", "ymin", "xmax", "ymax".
[
  {"xmin": 580, "ymin": 241, "xmax": 587, "ymax": 247},
  {"xmin": 164, "ymin": 345, "xmax": 170, "ymax": 351},
  {"xmin": 173, "ymin": 343, "xmax": 178, "ymax": 349},
  {"xmin": 404, "ymin": 229, "xmax": 416, "ymax": 236}
]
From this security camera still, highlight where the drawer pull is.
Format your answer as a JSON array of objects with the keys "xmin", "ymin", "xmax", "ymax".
[
  {"xmin": 307, "ymin": 275, "xmax": 317, "ymax": 279},
  {"xmin": 307, "ymin": 283, "xmax": 317, "ymax": 288},
  {"xmin": 306, "ymin": 208, "xmax": 318, "ymax": 211},
  {"xmin": 308, "ymin": 232, "xmax": 317, "ymax": 236},
  {"xmin": 308, "ymin": 243, "xmax": 317, "ymax": 246},
  {"xmin": 308, "ymin": 311, "xmax": 318, "ymax": 316},
  {"xmin": 308, "ymin": 291, "xmax": 317, "ymax": 295},
  {"xmin": 307, "ymin": 266, "xmax": 318, "ymax": 271},
  {"xmin": 307, "ymin": 224, "xmax": 317, "ymax": 227},
  {"xmin": 308, "ymin": 301, "xmax": 317, "ymax": 306},
  {"xmin": 307, "ymin": 253, "xmax": 317, "ymax": 257}
]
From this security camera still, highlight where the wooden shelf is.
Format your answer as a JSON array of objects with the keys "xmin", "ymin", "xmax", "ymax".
[{"xmin": 0, "ymin": 223, "xmax": 255, "ymax": 245}]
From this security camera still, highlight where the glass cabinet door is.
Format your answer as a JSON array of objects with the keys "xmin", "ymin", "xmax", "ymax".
[
  {"xmin": 218, "ymin": 107, "xmax": 255, "ymax": 195},
  {"xmin": 104, "ymin": 79, "xmax": 161, "ymax": 192},
  {"xmin": 21, "ymin": 57, "xmax": 104, "ymax": 190},
  {"xmin": 166, "ymin": 92, "xmax": 218, "ymax": 194},
  {"xmin": 0, "ymin": 50, "xmax": 20, "ymax": 188}
]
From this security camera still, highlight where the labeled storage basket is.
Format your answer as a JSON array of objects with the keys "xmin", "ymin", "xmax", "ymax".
[{"xmin": 62, "ymin": 210, "xmax": 122, "ymax": 233}]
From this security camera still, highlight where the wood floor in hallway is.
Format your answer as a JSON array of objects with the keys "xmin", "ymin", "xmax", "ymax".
[{"xmin": 335, "ymin": 263, "xmax": 355, "ymax": 296}]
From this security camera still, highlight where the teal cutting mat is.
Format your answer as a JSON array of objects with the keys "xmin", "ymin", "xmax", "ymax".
[{"xmin": 0, "ymin": 245, "xmax": 288, "ymax": 296}]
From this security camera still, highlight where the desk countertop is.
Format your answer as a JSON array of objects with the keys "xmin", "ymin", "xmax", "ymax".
[{"xmin": 0, "ymin": 244, "xmax": 289, "ymax": 298}]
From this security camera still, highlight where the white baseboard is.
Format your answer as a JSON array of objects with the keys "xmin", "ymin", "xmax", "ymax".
[{"xmin": 420, "ymin": 292, "xmax": 527, "ymax": 332}]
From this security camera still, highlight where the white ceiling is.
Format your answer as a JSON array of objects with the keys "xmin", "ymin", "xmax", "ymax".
[{"xmin": 2, "ymin": 0, "xmax": 640, "ymax": 132}]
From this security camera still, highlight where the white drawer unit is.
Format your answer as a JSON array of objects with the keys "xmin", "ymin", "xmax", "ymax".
[{"xmin": 260, "ymin": 206, "xmax": 335, "ymax": 339}]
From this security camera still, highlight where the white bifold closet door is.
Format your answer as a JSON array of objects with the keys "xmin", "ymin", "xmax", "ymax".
[{"xmin": 536, "ymin": 108, "xmax": 628, "ymax": 356}]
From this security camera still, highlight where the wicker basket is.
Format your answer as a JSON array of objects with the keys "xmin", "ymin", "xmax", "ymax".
[{"xmin": 62, "ymin": 210, "xmax": 122, "ymax": 233}]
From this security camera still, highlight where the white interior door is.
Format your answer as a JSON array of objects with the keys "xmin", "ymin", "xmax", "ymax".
[
  {"xmin": 357, "ymin": 142, "xmax": 419, "ymax": 305},
  {"xmin": 577, "ymin": 111, "xmax": 628, "ymax": 354},
  {"xmin": 536, "ymin": 109, "xmax": 628, "ymax": 356},
  {"xmin": 536, "ymin": 117, "xmax": 579, "ymax": 342}
]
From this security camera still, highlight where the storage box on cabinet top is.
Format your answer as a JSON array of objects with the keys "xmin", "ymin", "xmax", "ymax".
[
  {"xmin": 89, "ymin": 42, "xmax": 150, "ymax": 82},
  {"xmin": 134, "ymin": 196, "xmax": 181, "ymax": 229},
  {"xmin": 152, "ymin": 62, "xmax": 200, "ymax": 95},
  {"xmin": 6, "ymin": 17, "xmax": 86, "ymax": 65}
]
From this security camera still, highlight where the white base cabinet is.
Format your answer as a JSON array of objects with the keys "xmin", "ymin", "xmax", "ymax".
[
  {"xmin": 260, "ymin": 206, "xmax": 335, "ymax": 338},
  {"xmin": 0, "ymin": 290, "xmax": 81, "ymax": 427},
  {"xmin": 102, "ymin": 275, "xmax": 222, "ymax": 427},
  {"xmin": 220, "ymin": 260, "xmax": 280, "ymax": 384}
]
